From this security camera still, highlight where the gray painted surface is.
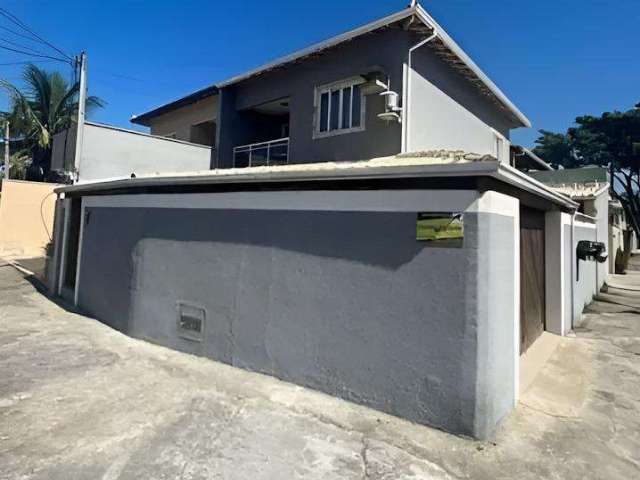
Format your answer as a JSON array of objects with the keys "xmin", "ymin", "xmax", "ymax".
[
  {"xmin": 570, "ymin": 224, "xmax": 598, "ymax": 327},
  {"xmin": 76, "ymin": 197, "xmax": 516, "ymax": 438},
  {"xmin": 583, "ymin": 193, "xmax": 609, "ymax": 290},
  {"xmin": 215, "ymin": 28, "xmax": 407, "ymax": 168},
  {"xmin": 563, "ymin": 224, "xmax": 573, "ymax": 330},
  {"xmin": 408, "ymin": 46, "xmax": 514, "ymax": 157},
  {"xmin": 51, "ymin": 123, "xmax": 212, "ymax": 182}
]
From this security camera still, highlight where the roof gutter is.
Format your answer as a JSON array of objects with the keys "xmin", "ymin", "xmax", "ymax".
[
  {"xmin": 403, "ymin": 29, "xmax": 438, "ymax": 152},
  {"xmin": 55, "ymin": 161, "xmax": 577, "ymax": 209}
]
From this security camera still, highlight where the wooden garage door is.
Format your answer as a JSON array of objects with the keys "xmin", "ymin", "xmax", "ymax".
[{"xmin": 520, "ymin": 207, "xmax": 545, "ymax": 353}]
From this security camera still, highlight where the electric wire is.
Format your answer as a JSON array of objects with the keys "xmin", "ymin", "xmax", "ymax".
[
  {"xmin": 0, "ymin": 7, "xmax": 73, "ymax": 61},
  {"xmin": 0, "ymin": 36, "xmax": 62, "ymax": 58},
  {"xmin": 0, "ymin": 43, "xmax": 70, "ymax": 63}
]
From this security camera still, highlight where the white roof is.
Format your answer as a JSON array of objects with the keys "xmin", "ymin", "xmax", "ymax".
[
  {"xmin": 549, "ymin": 182, "xmax": 610, "ymax": 200},
  {"xmin": 56, "ymin": 152, "xmax": 575, "ymax": 209}
]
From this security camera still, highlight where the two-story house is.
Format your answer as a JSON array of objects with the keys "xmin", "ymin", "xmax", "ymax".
[
  {"xmin": 48, "ymin": 2, "xmax": 606, "ymax": 440},
  {"xmin": 52, "ymin": 2, "xmax": 528, "ymax": 182},
  {"xmin": 130, "ymin": 3, "xmax": 526, "ymax": 170}
]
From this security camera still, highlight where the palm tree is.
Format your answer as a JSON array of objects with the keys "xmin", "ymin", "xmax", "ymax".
[{"xmin": 1, "ymin": 63, "xmax": 104, "ymax": 181}]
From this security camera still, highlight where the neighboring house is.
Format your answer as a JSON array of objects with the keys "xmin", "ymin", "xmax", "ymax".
[
  {"xmin": 530, "ymin": 167, "xmax": 610, "ymax": 286},
  {"xmin": 47, "ymin": 2, "xmax": 606, "ymax": 440},
  {"xmin": 510, "ymin": 145, "xmax": 553, "ymax": 172}
]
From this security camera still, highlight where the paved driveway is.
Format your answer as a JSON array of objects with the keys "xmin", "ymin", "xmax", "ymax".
[{"xmin": 0, "ymin": 259, "xmax": 639, "ymax": 479}]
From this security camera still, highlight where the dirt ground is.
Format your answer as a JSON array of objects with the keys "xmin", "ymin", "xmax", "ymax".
[{"xmin": 0, "ymin": 258, "xmax": 639, "ymax": 479}]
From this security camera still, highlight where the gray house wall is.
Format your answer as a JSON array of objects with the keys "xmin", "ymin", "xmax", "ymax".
[
  {"xmin": 215, "ymin": 28, "xmax": 408, "ymax": 168},
  {"xmin": 74, "ymin": 189, "xmax": 518, "ymax": 438},
  {"xmin": 408, "ymin": 47, "xmax": 515, "ymax": 158},
  {"xmin": 148, "ymin": 95, "xmax": 218, "ymax": 142},
  {"xmin": 569, "ymin": 223, "xmax": 598, "ymax": 327}
]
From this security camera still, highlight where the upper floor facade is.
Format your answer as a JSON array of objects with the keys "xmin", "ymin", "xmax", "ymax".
[{"xmin": 55, "ymin": 2, "xmax": 531, "ymax": 183}]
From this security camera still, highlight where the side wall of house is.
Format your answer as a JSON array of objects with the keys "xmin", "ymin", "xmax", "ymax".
[
  {"xmin": 72, "ymin": 189, "xmax": 518, "ymax": 438},
  {"xmin": 147, "ymin": 95, "xmax": 218, "ymax": 143},
  {"xmin": 216, "ymin": 28, "xmax": 407, "ymax": 168},
  {"xmin": 407, "ymin": 46, "xmax": 514, "ymax": 160}
]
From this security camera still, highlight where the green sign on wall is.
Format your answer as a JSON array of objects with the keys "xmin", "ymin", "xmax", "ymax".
[{"xmin": 416, "ymin": 213, "xmax": 464, "ymax": 245}]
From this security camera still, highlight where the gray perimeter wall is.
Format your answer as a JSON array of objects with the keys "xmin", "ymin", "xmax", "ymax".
[
  {"xmin": 568, "ymin": 224, "xmax": 598, "ymax": 327},
  {"xmin": 53, "ymin": 123, "xmax": 212, "ymax": 182},
  {"xmin": 76, "ymin": 194, "xmax": 516, "ymax": 438}
]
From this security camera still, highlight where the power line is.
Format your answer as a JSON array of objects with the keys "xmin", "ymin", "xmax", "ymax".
[
  {"xmin": 0, "ymin": 59, "xmax": 58, "ymax": 66},
  {"xmin": 0, "ymin": 24, "xmax": 42, "ymax": 44},
  {"xmin": 0, "ymin": 43, "xmax": 70, "ymax": 63},
  {"xmin": 0, "ymin": 7, "xmax": 72, "ymax": 61},
  {"xmin": 0, "ymin": 36, "xmax": 59, "ymax": 57}
]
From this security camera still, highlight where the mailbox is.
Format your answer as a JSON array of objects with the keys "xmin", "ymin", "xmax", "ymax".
[
  {"xmin": 576, "ymin": 240, "xmax": 607, "ymax": 263},
  {"xmin": 576, "ymin": 240, "xmax": 607, "ymax": 281}
]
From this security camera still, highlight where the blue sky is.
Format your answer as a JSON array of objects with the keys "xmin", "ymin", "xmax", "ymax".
[{"xmin": 1, "ymin": 0, "xmax": 638, "ymax": 147}]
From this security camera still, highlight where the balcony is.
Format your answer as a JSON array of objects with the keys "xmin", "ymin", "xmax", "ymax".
[{"xmin": 233, "ymin": 137, "xmax": 289, "ymax": 168}]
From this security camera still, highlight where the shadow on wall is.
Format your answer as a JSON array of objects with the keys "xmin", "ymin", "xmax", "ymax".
[
  {"xmin": 108, "ymin": 208, "xmax": 445, "ymax": 268},
  {"xmin": 78, "ymin": 207, "xmax": 476, "ymax": 335}
]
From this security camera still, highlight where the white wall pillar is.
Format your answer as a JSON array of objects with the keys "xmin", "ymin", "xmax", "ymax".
[{"xmin": 545, "ymin": 210, "xmax": 571, "ymax": 335}]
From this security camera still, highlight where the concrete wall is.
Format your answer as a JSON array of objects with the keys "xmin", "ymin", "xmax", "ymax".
[
  {"xmin": 148, "ymin": 95, "xmax": 218, "ymax": 143},
  {"xmin": 548, "ymin": 214, "xmax": 600, "ymax": 333},
  {"xmin": 215, "ymin": 28, "xmax": 407, "ymax": 168},
  {"xmin": 609, "ymin": 207, "xmax": 625, "ymax": 273},
  {"xmin": 63, "ymin": 123, "xmax": 212, "ymax": 183},
  {"xmin": 570, "ymin": 221, "xmax": 598, "ymax": 327},
  {"xmin": 582, "ymin": 192, "xmax": 608, "ymax": 290},
  {"xmin": 71, "ymin": 189, "xmax": 518, "ymax": 438},
  {"xmin": 0, "ymin": 180, "xmax": 59, "ymax": 258},
  {"xmin": 545, "ymin": 211, "xmax": 570, "ymax": 335},
  {"xmin": 407, "ymin": 46, "xmax": 514, "ymax": 159}
]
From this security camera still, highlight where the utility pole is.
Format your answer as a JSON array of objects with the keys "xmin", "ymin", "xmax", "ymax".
[
  {"xmin": 3, "ymin": 121, "xmax": 9, "ymax": 180},
  {"xmin": 72, "ymin": 51, "xmax": 87, "ymax": 182}
]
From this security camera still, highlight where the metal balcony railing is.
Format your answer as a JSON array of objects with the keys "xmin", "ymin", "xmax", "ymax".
[{"xmin": 233, "ymin": 137, "xmax": 289, "ymax": 168}]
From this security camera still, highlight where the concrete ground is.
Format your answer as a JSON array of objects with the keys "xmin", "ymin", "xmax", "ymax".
[{"xmin": 0, "ymin": 260, "xmax": 639, "ymax": 479}]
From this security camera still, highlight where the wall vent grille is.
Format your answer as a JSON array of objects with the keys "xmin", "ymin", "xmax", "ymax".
[{"xmin": 177, "ymin": 302, "xmax": 206, "ymax": 342}]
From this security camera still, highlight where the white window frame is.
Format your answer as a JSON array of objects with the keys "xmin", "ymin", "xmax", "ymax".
[
  {"xmin": 313, "ymin": 76, "xmax": 366, "ymax": 139},
  {"xmin": 492, "ymin": 129, "xmax": 508, "ymax": 163}
]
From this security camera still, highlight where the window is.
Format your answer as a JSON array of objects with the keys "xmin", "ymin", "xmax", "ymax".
[{"xmin": 315, "ymin": 78, "xmax": 365, "ymax": 137}]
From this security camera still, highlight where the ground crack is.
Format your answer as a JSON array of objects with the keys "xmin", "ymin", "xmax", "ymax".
[
  {"xmin": 360, "ymin": 435, "xmax": 371, "ymax": 480},
  {"xmin": 519, "ymin": 402, "xmax": 581, "ymax": 420}
]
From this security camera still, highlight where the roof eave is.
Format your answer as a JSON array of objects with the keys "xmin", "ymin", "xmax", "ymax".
[
  {"xmin": 54, "ymin": 161, "xmax": 576, "ymax": 210},
  {"xmin": 414, "ymin": 5, "xmax": 531, "ymax": 128},
  {"xmin": 131, "ymin": 85, "xmax": 219, "ymax": 126},
  {"xmin": 216, "ymin": 5, "xmax": 418, "ymax": 88}
]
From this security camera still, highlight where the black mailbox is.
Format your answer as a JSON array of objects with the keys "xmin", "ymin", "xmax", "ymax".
[
  {"xmin": 576, "ymin": 240, "xmax": 607, "ymax": 262},
  {"xmin": 576, "ymin": 240, "xmax": 607, "ymax": 281}
]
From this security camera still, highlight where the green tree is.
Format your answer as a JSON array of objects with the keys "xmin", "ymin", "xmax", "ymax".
[
  {"xmin": 0, "ymin": 63, "xmax": 104, "ymax": 181},
  {"xmin": 533, "ymin": 103, "xmax": 640, "ymax": 238}
]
